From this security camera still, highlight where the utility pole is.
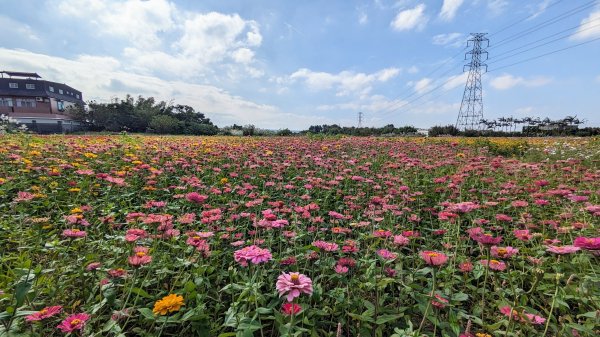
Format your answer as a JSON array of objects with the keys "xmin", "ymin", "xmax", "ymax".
[
  {"xmin": 358, "ymin": 111, "xmax": 363, "ymax": 128},
  {"xmin": 456, "ymin": 33, "xmax": 488, "ymax": 131}
]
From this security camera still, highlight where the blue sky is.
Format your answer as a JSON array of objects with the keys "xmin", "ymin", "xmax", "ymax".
[{"xmin": 2, "ymin": 0, "xmax": 599, "ymax": 129}]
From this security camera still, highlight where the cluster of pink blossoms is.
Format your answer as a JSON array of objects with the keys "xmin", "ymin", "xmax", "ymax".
[{"xmin": 233, "ymin": 245, "xmax": 272, "ymax": 267}]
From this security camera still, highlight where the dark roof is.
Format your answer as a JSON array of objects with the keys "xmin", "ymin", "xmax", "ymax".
[
  {"xmin": 1, "ymin": 71, "xmax": 41, "ymax": 79},
  {"xmin": 0, "ymin": 78, "xmax": 83, "ymax": 104}
]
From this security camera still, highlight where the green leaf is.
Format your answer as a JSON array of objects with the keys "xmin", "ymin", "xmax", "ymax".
[
  {"xmin": 138, "ymin": 308, "xmax": 155, "ymax": 321},
  {"xmin": 451, "ymin": 292, "xmax": 469, "ymax": 302},
  {"xmin": 375, "ymin": 314, "xmax": 402, "ymax": 325},
  {"xmin": 130, "ymin": 287, "xmax": 152, "ymax": 298},
  {"xmin": 14, "ymin": 279, "xmax": 33, "ymax": 307}
]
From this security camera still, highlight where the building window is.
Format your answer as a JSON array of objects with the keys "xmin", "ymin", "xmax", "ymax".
[
  {"xmin": 16, "ymin": 99, "xmax": 37, "ymax": 108},
  {"xmin": 9, "ymin": 83, "xmax": 18, "ymax": 88},
  {"xmin": 49, "ymin": 86, "xmax": 54, "ymax": 92},
  {"xmin": 26, "ymin": 83, "xmax": 35, "ymax": 89},
  {"xmin": 0, "ymin": 98, "xmax": 13, "ymax": 107},
  {"xmin": 58, "ymin": 89, "xmax": 63, "ymax": 94},
  {"xmin": 76, "ymin": 94, "xmax": 80, "ymax": 99},
  {"xmin": 57, "ymin": 101, "xmax": 65, "ymax": 111}
]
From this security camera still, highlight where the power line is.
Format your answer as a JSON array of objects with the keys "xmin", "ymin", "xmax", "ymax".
[
  {"xmin": 487, "ymin": 0, "xmax": 566, "ymax": 38},
  {"xmin": 489, "ymin": 21, "xmax": 600, "ymax": 65},
  {"xmin": 489, "ymin": 0, "xmax": 598, "ymax": 51},
  {"xmin": 489, "ymin": 35, "xmax": 600, "ymax": 72}
]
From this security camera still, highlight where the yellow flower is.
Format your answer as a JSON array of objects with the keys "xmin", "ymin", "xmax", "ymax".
[
  {"xmin": 70, "ymin": 207, "xmax": 83, "ymax": 214},
  {"xmin": 84, "ymin": 153, "xmax": 97, "ymax": 159},
  {"xmin": 69, "ymin": 188, "xmax": 81, "ymax": 193},
  {"xmin": 220, "ymin": 177, "xmax": 228, "ymax": 184},
  {"xmin": 152, "ymin": 294, "xmax": 184, "ymax": 315}
]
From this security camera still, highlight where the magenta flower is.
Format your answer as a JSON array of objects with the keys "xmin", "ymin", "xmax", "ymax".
[
  {"xmin": 128, "ymin": 246, "xmax": 152, "ymax": 267},
  {"xmin": 276, "ymin": 272, "xmax": 313, "ymax": 302},
  {"xmin": 312, "ymin": 240, "xmax": 339, "ymax": 252},
  {"xmin": 479, "ymin": 259, "xmax": 507, "ymax": 271},
  {"xmin": 491, "ymin": 246, "xmax": 519, "ymax": 259},
  {"xmin": 185, "ymin": 192, "xmax": 208, "ymax": 204},
  {"xmin": 420, "ymin": 251, "xmax": 448, "ymax": 266},
  {"xmin": 546, "ymin": 245, "xmax": 580, "ymax": 254},
  {"xmin": 377, "ymin": 249, "xmax": 398, "ymax": 261},
  {"xmin": 25, "ymin": 306, "xmax": 62, "ymax": 321},
  {"xmin": 393, "ymin": 235, "xmax": 409, "ymax": 246},
  {"xmin": 573, "ymin": 237, "xmax": 600, "ymax": 250},
  {"xmin": 500, "ymin": 306, "xmax": 546, "ymax": 325},
  {"xmin": 233, "ymin": 245, "xmax": 272, "ymax": 267},
  {"xmin": 57, "ymin": 313, "xmax": 90, "ymax": 333},
  {"xmin": 62, "ymin": 229, "xmax": 87, "ymax": 238}
]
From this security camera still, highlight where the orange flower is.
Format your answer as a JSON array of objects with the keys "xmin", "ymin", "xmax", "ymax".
[{"xmin": 152, "ymin": 294, "xmax": 184, "ymax": 315}]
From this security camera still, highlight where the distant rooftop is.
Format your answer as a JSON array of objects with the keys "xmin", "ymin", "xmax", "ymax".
[{"xmin": 0, "ymin": 71, "xmax": 42, "ymax": 79}]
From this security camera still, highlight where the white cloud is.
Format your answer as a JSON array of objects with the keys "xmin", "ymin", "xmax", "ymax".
[
  {"xmin": 359, "ymin": 12, "xmax": 368, "ymax": 25},
  {"xmin": 487, "ymin": 0, "xmax": 509, "ymax": 16},
  {"xmin": 290, "ymin": 67, "xmax": 401, "ymax": 96},
  {"xmin": 490, "ymin": 74, "xmax": 552, "ymax": 90},
  {"xmin": 527, "ymin": 0, "xmax": 552, "ymax": 20},
  {"xmin": 391, "ymin": 4, "xmax": 428, "ymax": 32},
  {"xmin": 407, "ymin": 66, "xmax": 419, "ymax": 74},
  {"xmin": 58, "ymin": 0, "xmax": 176, "ymax": 50},
  {"xmin": 432, "ymin": 33, "xmax": 465, "ymax": 47},
  {"xmin": 0, "ymin": 48, "xmax": 325, "ymax": 129},
  {"xmin": 514, "ymin": 106, "xmax": 534, "ymax": 115},
  {"xmin": 439, "ymin": 0, "xmax": 464, "ymax": 21},
  {"xmin": 56, "ymin": 1, "xmax": 263, "ymax": 80},
  {"xmin": 413, "ymin": 78, "xmax": 432, "ymax": 94},
  {"xmin": 443, "ymin": 73, "xmax": 469, "ymax": 90},
  {"xmin": 0, "ymin": 15, "xmax": 40, "ymax": 42},
  {"xmin": 231, "ymin": 48, "xmax": 255, "ymax": 64},
  {"xmin": 571, "ymin": 7, "xmax": 600, "ymax": 40}
]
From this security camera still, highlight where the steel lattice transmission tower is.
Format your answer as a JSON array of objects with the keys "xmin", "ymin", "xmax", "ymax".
[
  {"xmin": 358, "ymin": 111, "xmax": 364, "ymax": 128},
  {"xmin": 456, "ymin": 33, "xmax": 489, "ymax": 131}
]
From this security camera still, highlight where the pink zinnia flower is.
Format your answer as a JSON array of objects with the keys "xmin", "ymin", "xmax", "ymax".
[
  {"xmin": 334, "ymin": 264, "xmax": 349, "ymax": 274},
  {"xmin": 573, "ymin": 237, "xmax": 600, "ymax": 250},
  {"xmin": 312, "ymin": 240, "xmax": 339, "ymax": 252},
  {"xmin": 491, "ymin": 246, "xmax": 519, "ymax": 259},
  {"xmin": 459, "ymin": 261, "xmax": 473, "ymax": 273},
  {"xmin": 420, "ymin": 251, "xmax": 448, "ymax": 266},
  {"xmin": 125, "ymin": 228, "xmax": 147, "ymax": 242},
  {"xmin": 185, "ymin": 192, "xmax": 208, "ymax": 204},
  {"xmin": 546, "ymin": 245, "xmax": 580, "ymax": 254},
  {"xmin": 377, "ymin": 249, "xmax": 398, "ymax": 260},
  {"xmin": 276, "ymin": 272, "xmax": 313, "ymax": 302},
  {"xmin": 57, "ymin": 313, "xmax": 90, "ymax": 333},
  {"xmin": 128, "ymin": 247, "xmax": 152, "ymax": 267},
  {"xmin": 26, "ymin": 306, "xmax": 62, "ymax": 321},
  {"xmin": 86, "ymin": 262, "xmax": 101, "ymax": 271},
  {"xmin": 233, "ymin": 245, "xmax": 272, "ymax": 267},
  {"xmin": 393, "ymin": 235, "xmax": 409, "ymax": 246},
  {"xmin": 62, "ymin": 229, "xmax": 87, "ymax": 238},
  {"xmin": 500, "ymin": 306, "xmax": 546, "ymax": 325},
  {"xmin": 479, "ymin": 259, "xmax": 507, "ymax": 271}
]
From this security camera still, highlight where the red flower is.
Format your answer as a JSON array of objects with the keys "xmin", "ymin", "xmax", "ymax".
[{"xmin": 281, "ymin": 303, "xmax": 302, "ymax": 316}]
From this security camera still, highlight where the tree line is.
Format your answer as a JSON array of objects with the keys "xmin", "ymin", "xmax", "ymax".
[{"xmin": 67, "ymin": 95, "xmax": 219, "ymax": 135}]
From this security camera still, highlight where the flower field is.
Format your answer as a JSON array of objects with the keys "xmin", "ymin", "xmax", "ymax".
[{"xmin": 0, "ymin": 135, "xmax": 598, "ymax": 337}]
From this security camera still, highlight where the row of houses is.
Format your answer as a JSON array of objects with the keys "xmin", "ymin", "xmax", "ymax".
[{"xmin": 0, "ymin": 71, "xmax": 84, "ymax": 133}]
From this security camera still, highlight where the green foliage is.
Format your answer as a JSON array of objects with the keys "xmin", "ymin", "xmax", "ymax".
[{"xmin": 66, "ymin": 95, "xmax": 218, "ymax": 135}]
